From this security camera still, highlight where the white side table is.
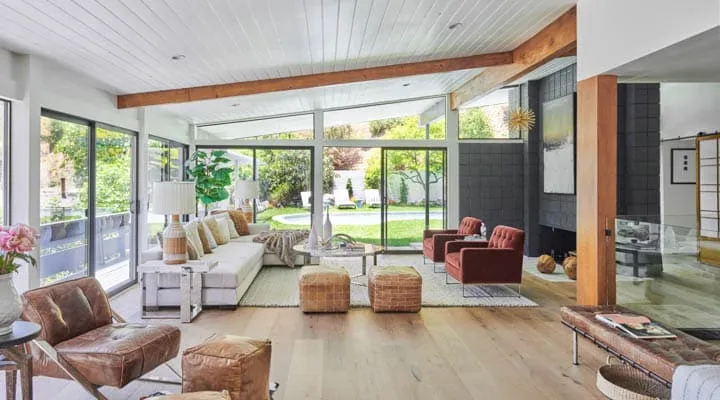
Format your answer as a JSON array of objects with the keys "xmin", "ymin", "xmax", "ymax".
[{"xmin": 138, "ymin": 260, "xmax": 218, "ymax": 323}]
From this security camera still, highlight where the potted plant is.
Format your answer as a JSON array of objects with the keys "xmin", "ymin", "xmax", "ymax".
[
  {"xmin": 0, "ymin": 224, "xmax": 39, "ymax": 335},
  {"xmin": 186, "ymin": 150, "xmax": 234, "ymax": 215}
]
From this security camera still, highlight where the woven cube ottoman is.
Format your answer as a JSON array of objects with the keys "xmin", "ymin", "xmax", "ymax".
[
  {"xmin": 182, "ymin": 335, "xmax": 272, "ymax": 400},
  {"xmin": 299, "ymin": 265, "xmax": 350, "ymax": 313},
  {"xmin": 368, "ymin": 266, "xmax": 422, "ymax": 313}
]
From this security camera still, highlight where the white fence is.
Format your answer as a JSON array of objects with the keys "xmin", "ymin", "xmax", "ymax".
[{"xmin": 333, "ymin": 170, "xmax": 443, "ymax": 204}]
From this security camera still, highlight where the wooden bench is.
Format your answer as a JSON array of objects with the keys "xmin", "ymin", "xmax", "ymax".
[{"xmin": 561, "ymin": 305, "xmax": 720, "ymax": 387}]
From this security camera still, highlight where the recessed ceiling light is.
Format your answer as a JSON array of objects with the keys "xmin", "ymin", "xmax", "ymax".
[
  {"xmin": 171, "ymin": 54, "xmax": 186, "ymax": 61},
  {"xmin": 402, "ymin": 83, "xmax": 411, "ymax": 87},
  {"xmin": 231, "ymin": 103, "xmax": 241, "ymax": 107},
  {"xmin": 448, "ymin": 22, "xmax": 463, "ymax": 30}
]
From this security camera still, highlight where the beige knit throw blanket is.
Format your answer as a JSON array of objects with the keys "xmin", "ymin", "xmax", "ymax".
[{"xmin": 253, "ymin": 229, "xmax": 309, "ymax": 267}]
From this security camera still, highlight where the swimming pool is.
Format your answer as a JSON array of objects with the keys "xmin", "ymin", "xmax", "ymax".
[{"xmin": 273, "ymin": 211, "xmax": 443, "ymax": 226}]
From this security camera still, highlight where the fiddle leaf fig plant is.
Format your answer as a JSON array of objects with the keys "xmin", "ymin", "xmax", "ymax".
[{"xmin": 186, "ymin": 150, "xmax": 234, "ymax": 212}]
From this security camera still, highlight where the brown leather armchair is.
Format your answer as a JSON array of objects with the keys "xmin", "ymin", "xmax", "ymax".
[
  {"xmin": 444, "ymin": 225, "xmax": 525, "ymax": 296},
  {"xmin": 21, "ymin": 277, "xmax": 181, "ymax": 400},
  {"xmin": 422, "ymin": 217, "xmax": 484, "ymax": 271}
]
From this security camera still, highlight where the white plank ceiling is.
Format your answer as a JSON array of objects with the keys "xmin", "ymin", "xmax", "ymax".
[{"xmin": 0, "ymin": 0, "xmax": 576, "ymax": 123}]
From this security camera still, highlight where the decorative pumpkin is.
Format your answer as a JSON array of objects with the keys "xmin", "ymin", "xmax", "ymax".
[
  {"xmin": 563, "ymin": 256, "xmax": 578, "ymax": 280},
  {"xmin": 537, "ymin": 254, "xmax": 556, "ymax": 274}
]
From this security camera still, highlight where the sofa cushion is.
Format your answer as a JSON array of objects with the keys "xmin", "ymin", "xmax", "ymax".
[
  {"xmin": 215, "ymin": 217, "xmax": 232, "ymax": 244},
  {"xmin": 226, "ymin": 210, "xmax": 250, "ymax": 236},
  {"xmin": 184, "ymin": 221, "xmax": 205, "ymax": 257},
  {"xmin": 55, "ymin": 323, "xmax": 180, "ymax": 388},
  {"xmin": 204, "ymin": 217, "xmax": 227, "ymax": 245},
  {"xmin": 214, "ymin": 212, "xmax": 240, "ymax": 239},
  {"xmin": 156, "ymin": 242, "xmax": 265, "ymax": 289},
  {"xmin": 197, "ymin": 222, "xmax": 214, "ymax": 254},
  {"xmin": 200, "ymin": 220, "xmax": 218, "ymax": 248}
]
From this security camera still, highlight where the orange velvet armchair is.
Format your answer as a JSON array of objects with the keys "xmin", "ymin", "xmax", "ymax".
[
  {"xmin": 444, "ymin": 225, "xmax": 525, "ymax": 296},
  {"xmin": 422, "ymin": 217, "xmax": 484, "ymax": 271}
]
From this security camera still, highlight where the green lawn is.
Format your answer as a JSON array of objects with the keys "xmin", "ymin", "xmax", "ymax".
[{"xmin": 256, "ymin": 206, "xmax": 443, "ymax": 247}]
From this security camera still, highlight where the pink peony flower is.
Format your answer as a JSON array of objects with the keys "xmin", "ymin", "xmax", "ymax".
[{"xmin": 0, "ymin": 224, "xmax": 38, "ymax": 254}]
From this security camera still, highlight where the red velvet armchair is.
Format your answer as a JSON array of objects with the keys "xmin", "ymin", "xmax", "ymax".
[
  {"xmin": 444, "ymin": 225, "xmax": 525, "ymax": 296},
  {"xmin": 422, "ymin": 217, "xmax": 484, "ymax": 270}
]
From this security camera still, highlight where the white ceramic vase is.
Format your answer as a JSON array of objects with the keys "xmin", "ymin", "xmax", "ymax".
[
  {"xmin": 0, "ymin": 274, "xmax": 22, "ymax": 336},
  {"xmin": 308, "ymin": 223, "xmax": 319, "ymax": 249},
  {"xmin": 323, "ymin": 208, "xmax": 333, "ymax": 242}
]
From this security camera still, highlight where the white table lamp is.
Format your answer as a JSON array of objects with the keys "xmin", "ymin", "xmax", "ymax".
[
  {"xmin": 152, "ymin": 181, "xmax": 196, "ymax": 264},
  {"xmin": 235, "ymin": 180, "xmax": 259, "ymax": 215}
]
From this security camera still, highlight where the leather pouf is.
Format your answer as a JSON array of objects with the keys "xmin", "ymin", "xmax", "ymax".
[
  {"xmin": 537, "ymin": 254, "xmax": 556, "ymax": 274},
  {"xmin": 182, "ymin": 335, "xmax": 271, "ymax": 400},
  {"xmin": 563, "ymin": 256, "xmax": 578, "ymax": 280}
]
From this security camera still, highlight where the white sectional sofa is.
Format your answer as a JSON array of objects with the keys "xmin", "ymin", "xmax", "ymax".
[{"xmin": 141, "ymin": 223, "xmax": 304, "ymax": 308}]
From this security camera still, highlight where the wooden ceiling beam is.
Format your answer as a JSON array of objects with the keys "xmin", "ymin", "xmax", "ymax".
[
  {"xmin": 116, "ymin": 52, "xmax": 513, "ymax": 109},
  {"xmin": 450, "ymin": 6, "xmax": 577, "ymax": 110}
]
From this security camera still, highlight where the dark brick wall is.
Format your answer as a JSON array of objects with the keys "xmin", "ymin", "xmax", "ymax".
[
  {"xmin": 459, "ymin": 143, "xmax": 524, "ymax": 233},
  {"xmin": 537, "ymin": 64, "xmax": 578, "ymax": 232},
  {"xmin": 617, "ymin": 83, "xmax": 661, "ymax": 217},
  {"xmin": 521, "ymin": 81, "xmax": 542, "ymax": 255}
]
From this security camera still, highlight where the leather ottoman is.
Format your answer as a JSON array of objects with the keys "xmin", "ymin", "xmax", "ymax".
[
  {"xmin": 299, "ymin": 265, "xmax": 350, "ymax": 313},
  {"xmin": 561, "ymin": 305, "xmax": 720, "ymax": 384},
  {"xmin": 368, "ymin": 266, "xmax": 422, "ymax": 312},
  {"xmin": 182, "ymin": 335, "xmax": 272, "ymax": 400}
]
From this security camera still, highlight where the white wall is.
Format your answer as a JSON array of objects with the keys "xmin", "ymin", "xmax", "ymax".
[
  {"xmin": 661, "ymin": 83, "xmax": 720, "ymax": 139},
  {"xmin": 1, "ymin": 48, "xmax": 190, "ymax": 291},
  {"xmin": 659, "ymin": 83, "xmax": 720, "ymax": 229},
  {"xmin": 577, "ymin": 0, "xmax": 720, "ymax": 80},
  {"xmin": 660, "ymin": 139, "xmax": 696, "ymax": 229}
]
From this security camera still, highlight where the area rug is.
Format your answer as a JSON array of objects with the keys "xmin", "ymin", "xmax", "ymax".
[
  {"xmin": 522, "ymin": 256, "xmax": 652, "ymax": 283},
  {"xmin": 239, "ymin": 254, "xmax": 538, "ymax": 308}
]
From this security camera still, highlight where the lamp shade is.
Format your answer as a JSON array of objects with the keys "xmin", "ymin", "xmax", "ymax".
[
  {"xmin": 151, "ymin": 181, "xmax": 196, "ymax": 215},
  {"xmin": 235, "ymin": 180, "xmax": 259, "ymax": 199}
]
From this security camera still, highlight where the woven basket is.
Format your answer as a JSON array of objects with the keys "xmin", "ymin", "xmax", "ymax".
[{"xmin": 596, "ymin": 358, "xmax": 670, "ymax": 400}]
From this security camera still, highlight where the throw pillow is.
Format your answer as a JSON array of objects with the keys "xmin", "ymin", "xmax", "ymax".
[
  {"xmin": 186, "ymin": 240, "xmax": 199, "ymax": 260},
  {"xmin": 183, "ymin": 221, "xmax": 205, "ymax": 258},
  {"xmin": 203, "ymin": 217, "xmax": 227, "ymax": 245},
  {"xmin": 196, "ymin": 223, "xmax": 213, "ymax": 254},
  {"xmin": 200, "ymin": 220, "xmax": 218, "ymax": 249},
  {"xmin": 215, "ymin": 216, "xmax": 232, "ymax": 244},
  {"xmin": 226, "ymin": 210, "xmax": 250, "ymax": 236},
  {"xmin": 215, "ymin": 212, "xmax": 240, "ymax": 239}
]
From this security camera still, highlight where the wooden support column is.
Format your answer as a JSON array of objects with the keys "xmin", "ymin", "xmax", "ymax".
[{"xmin": 576, "ymin": 75, "xmax": 617, "ymax": 306}]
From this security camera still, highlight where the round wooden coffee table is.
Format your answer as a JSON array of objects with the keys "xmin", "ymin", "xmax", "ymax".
[{"xmin": 293, "ymin": 242, "xmax": 383, "ymax": 284}]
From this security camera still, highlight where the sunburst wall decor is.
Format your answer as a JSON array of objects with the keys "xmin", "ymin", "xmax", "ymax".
[{"xmin": 507, "ymin": 108, "xmax": 536, "ymax": 132}]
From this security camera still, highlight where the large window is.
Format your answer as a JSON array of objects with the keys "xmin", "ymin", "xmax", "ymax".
[
  {"xmin": 201, "ymin": 147, "xmax": 313, "ymax": 228},
  {"xmin": 321, "ymin": 98, "xmax": 447, "ymax": 250},
  {"xmin": 39, "ymin": 112, "xmax": 138, "ymax": 293},
  {"xmin": 197, "ymin": 114, "xmax": 313, "ymax": 141},
  {"xmin": 324, "ymin": 98, "xmax": 446, "ymax": 140},
  {"xmin": 459, "ymin": 88, "xmax": 516, "ymax": 139},
  {"xmin": 147, "ymin": 137, "xmax": 187, "ymax": 247},
  {"xmin": 0, "ymin": 100, "xmax": 7, "ymax": 224}
]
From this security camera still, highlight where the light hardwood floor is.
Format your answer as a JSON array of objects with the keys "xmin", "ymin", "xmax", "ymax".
[{"xmin": 2, "ymin": 266, "xmax": 610, "ymax": 399}]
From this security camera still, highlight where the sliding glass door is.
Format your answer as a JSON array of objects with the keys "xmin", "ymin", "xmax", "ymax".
[
  {"xmin": 39, "ymin": 111, "xmax": 138, "ymax": 292},
  {"xmin": 94, "ymin": 125, "xmax": 136, "ymax": 291},
  {"xmin": 381, "ymin": 148, "xmax": 446, "ymax": 250},
  {"xmin": 40, "ymin": 115, "xmax": 91, "ymax": 285}
]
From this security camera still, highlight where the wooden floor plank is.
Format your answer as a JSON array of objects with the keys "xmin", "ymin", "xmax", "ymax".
[{"xmin": 0, "ymin": 266, "xmax": 616, "ymax": 399}]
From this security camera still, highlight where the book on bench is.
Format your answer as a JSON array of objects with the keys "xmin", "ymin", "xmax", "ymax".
[{"xmin": 595, "ymin": 313, "xmax": 676, "ymax": 339}]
